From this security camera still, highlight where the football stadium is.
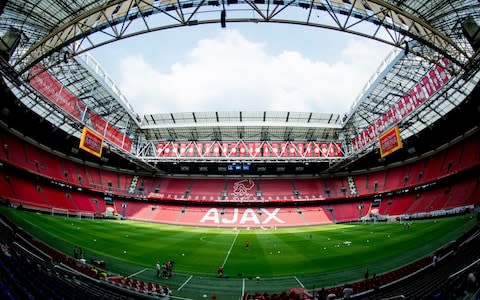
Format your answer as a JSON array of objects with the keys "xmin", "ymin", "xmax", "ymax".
[{"xmin": 0, "ymin": 0, "xmax": 479, "ymax": 299}]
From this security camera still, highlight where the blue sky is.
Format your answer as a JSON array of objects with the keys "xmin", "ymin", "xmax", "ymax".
[{"xmin": 90, "ymin": 23, "xmax": 394, "ymax": 115}]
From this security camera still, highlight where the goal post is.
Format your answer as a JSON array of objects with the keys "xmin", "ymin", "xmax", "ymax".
[
  {"xmin": 78, "ymin": 211, "xmax": 95, "ymax": 220},
  {"xmin": 51, "ymin": 207, "xmax": 69, "ymax": 218}
]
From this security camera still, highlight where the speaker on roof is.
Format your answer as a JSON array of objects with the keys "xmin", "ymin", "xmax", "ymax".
[
  {"xmin": 63, "ymin": 51, "xmax": 70, "ymax": 64},
  {"xmin": 462, "ymin": 17, "xmax": 480, "ymax": 52},
  {"xmin": 0, "ymin": 27, "xmax": 21, "ymax": 61},
  {"xmin": 221, "ymin": 9, "xmax": 226, "ymax": 28}
]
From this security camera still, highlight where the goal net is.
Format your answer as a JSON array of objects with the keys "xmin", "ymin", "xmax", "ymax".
[
  {"xmin": 51, "ymin": 207, "xmax": 69, "ymax": 218},
  {"xmin": 78, "ymin": 211, "xmax": 95, "ymax": 220}
]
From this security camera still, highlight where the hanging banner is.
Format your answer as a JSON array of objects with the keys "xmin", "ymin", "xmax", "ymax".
[
  {"xmin": 352, "ymin": 58, "xmax": 451, "ymax": 152},
  {"xmin": 379, "ymin": 126, "xmax": 403, "ymax": 158},
  {"xmin": 30, "ymin": 65, "xmax": 132, "ymax": 152},
  {"xmin": 79, "ymin": 127, "xmax": 103, "ymax": 157}
]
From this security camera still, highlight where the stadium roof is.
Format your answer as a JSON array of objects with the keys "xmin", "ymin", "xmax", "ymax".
[
  {"xmin": 140, "ymin": 111, "xmax": 343, "ymax": 141},
  {"xmin": 0, "ymin": 0, "xmax": 479, "ymax": 165}
]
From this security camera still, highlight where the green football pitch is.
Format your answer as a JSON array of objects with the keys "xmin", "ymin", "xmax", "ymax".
[{"xmin": 1, "ymin": 207, "xmax": 477, "ymax": 299}]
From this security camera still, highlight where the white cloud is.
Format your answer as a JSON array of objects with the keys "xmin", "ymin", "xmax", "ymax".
[{"xmin": 118, "ymin": 29, "xmax": 393, "ymax": 115}]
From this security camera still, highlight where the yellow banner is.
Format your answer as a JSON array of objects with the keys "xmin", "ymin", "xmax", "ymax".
[
  {"xmin": 79, "ymin": 127, "xmax": 103, "ymax": 157},
  {"xmin": 379, "ymin": 126, "xmax": 403, "ymax": 158}
]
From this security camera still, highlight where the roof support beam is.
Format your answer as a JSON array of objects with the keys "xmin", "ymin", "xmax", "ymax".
[{"xmin": 11, "ymin": 0, "xmax": 473, "ymax": 75}]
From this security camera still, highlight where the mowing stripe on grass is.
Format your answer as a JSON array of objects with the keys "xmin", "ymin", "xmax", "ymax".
[
  {"xmin": 177, "ymin": 275, "xmax": 193, "ymax": 291},
  {"xmin": 127, "ymin": 268, "xmax": 148, "ymax": 278},
  {"xmin": 294, "ymin": 276, "xmax": 305, "ymax": 288},
  {"xmin": 221, "ymin": 230, "xmax": 240, "ymax": 267}
]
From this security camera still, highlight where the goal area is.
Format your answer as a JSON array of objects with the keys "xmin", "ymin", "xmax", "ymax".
[
  {"xmin": 78, "ymin": 211, "xmax": 95, "ymax": 220},
  {"xmin": 50, "ymin": 208, "xmax": 95, "ymax": 220},
  {"xmin": 51, "ymin": 207, "xmax": 69, "ymax": 218}
]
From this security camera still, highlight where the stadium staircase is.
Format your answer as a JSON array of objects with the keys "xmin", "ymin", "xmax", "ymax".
[
  {"xmin": 64, "ymin": 192, "xmax": 80, "ymax": 212},
  {"xmin": 0, "ymin": 173, "xmax": 17, "ymax": 200},
  {"xmin": 36, "ymin": 185, "xmax": 53, "ymax": 208},
  {"xmin": 176, "ymin": 206, "xmax": 186, "ymax": 223},
  {"xmin": 86, "ymin": 168, "xmax": 103, "ymax": 191},
  {"xmin": 221, "ymin": 179, "xmax": 228, "ymax": 200},
  {"xmin": 295, "ymin": 207, "xmax": 308, "ymax": 225},
  {"xmin": 183, "ymin": 180, "xmax": 193, "ymax": 200},
  {"xmin": 382, "ymin": 199, "xmax": 392, "ymax": 216},
  {"xmin": 405, "ymin": 194, "xmax": 424, "ymax": 215},
  {"xmin": 145, "ymin": 205, "xmax": 157, "ymax": 220},
  {"xmin": 326, "ymin": 206, "xmax": 336, "ymax": 223},
  {"xmin": 256, "ymin": 179, "xmax": 262, "ymax": 200},
  {"xmin": 416, "ymin": 193, "xmax": 438, "ymax": 213},
  {"xmin": 291, "ymin": 179, "xmax": 300, "ymax": 200}
]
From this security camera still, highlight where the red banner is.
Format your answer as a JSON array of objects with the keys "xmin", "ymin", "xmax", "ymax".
[
  {"xmin": 79, "ymin": 127, "xmax": 103, "ymax": 157},
  {"xmin": 89, "ymin": 111, "xmax": 132, "ymax": 152},
  {"xmin": 29, "ymin": 65, "xmax": 132, "ymax": 152},
  {"xmin": 352, "ymin": 58, "xmax": 451, "ymax": 152},
  {"xmin": 154, "ymin": 141, "xmax": 344, "ymax": 158},
  {"xmin": 29, "ymin": 65, "xmax": 86, "ymax": 120},
  {"xmin": 379, "ymin": 126, "xmax": 403, "ymax": 158}
]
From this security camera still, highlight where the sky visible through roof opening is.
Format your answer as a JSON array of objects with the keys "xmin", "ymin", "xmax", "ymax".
[{"xmin": 89, "ymin": 23, "xmax": 394, "ymax": 116}]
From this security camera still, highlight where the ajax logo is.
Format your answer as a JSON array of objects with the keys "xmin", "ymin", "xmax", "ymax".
[{"xmin": 232, "ymin": 179, "xmax": 255, "ymax": 201}]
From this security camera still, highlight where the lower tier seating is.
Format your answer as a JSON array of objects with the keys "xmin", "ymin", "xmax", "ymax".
[{"xmin": 0, "ymin": 168, "xmax": 478, "ymax": 227}]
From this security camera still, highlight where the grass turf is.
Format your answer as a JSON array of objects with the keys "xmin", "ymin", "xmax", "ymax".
[{"xmin": 1, "ymin": 206, "xmax": 477, "ymax": 299}]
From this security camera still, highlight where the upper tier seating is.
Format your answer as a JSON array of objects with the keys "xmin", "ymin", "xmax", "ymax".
[
  {"xmin": 157, "ymin": 178, "xmax": 191, "ymax": 199},
  {"xmin": 293, "ymin": 179, "xmax": 324, "ymax": 199},
  {"xmin": 189, "ymin": 179, "xmax": 225, "ymax": 201},
  {"xmin": 259, "ymin": 179, "xmax": 295, "ymax": 201}
]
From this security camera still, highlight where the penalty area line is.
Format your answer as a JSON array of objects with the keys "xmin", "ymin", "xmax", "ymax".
[
  {"xmin": 294, "ymin": 276, "xmax": 305, "ymax": 288},
  {"xmin": 177, "ymin": 275, "xmax": 193, "ymax": 291},
  {"xmin": 127, "ymin": 268, "xmax": 148, "ymax": 278},
  {"xmin": 222, "ymin": 230, "xmax": 240, "ymax": 268}
]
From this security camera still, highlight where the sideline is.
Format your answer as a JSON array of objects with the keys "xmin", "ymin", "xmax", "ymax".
[
  {"xmin": 171, "ymin": 296, "xmax": 194, "ymax": 300},
  {"xmin": 241, "ymin": 278, "xmax": 245, "ymax": 299}
]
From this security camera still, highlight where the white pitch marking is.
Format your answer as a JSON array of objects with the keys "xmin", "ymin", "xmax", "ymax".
[
  {"xmin": 294, "ymin": 276, "xmax": 305, "ymax": 288},
  {"xmin": 222, "ymin": 230, "xmax": 240, "ymax": 268},
  {"xmin": 126, "ymin": 268, "xmax": 148, "ymax": 278},
  {"xmin": 170, "ymin": 296, "xmax": 194, "ymax": 300},
  {"xmin": 241, "ymin": 278, "xmax": 246, "ymax": 299},
  {"xmin": 177, "ymin": 275, "xmax": 193, "ymax": 291}
]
